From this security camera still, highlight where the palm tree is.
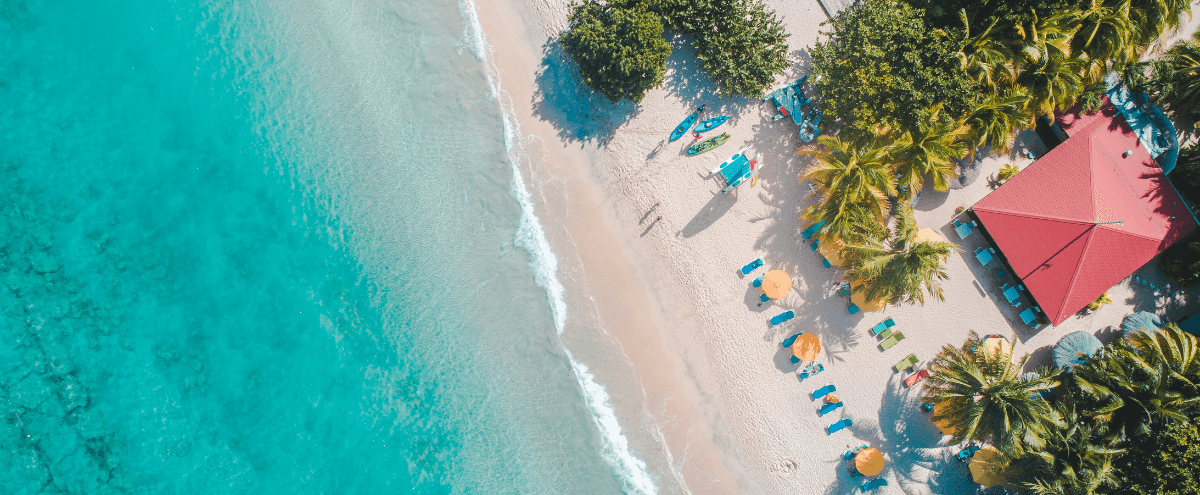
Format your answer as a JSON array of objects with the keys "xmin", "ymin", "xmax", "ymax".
[
  {"xmin": 840, "ymin": 206, "xmax": 959, "ymax": 305},
  {"xmin": 1149, "ymin": 36, "xmax": 1200, "ymax": 123},
  {"xmin": 963, "ymin": 91, "xmax": 1032, "ymax": 156},
  {"xmin": 1129, "ymin": 0, "xmax": 1192, "ymax": 51},
  {"xmin": 799, "ymin": 133, "xmax": 896, "ymax": 244},
  {"xmin": 1008, "ymin": 10, "xmax": 1073, "ymax": 71},
  {"xmin": 1067, "ymin": 0, "xmax": 1138, "ymax": 69},
  {"xmin": 947, "ymin": 9, "xmax": 1016, "ymax": 94},
  {"xmin": 889, "ymin": 106, "xmax": 968, "ymax": 201},
  {"xmin": 1017, "ymin": 399, "xmax": 1123, "ymax": 495},
  {"xmin": 1017, "ymin": 54, "xmax": 1088, "ymax": 120},
  {"xmin": 1071, "ymin": 327, "xmax": 1200, "ymax": 442},
  {"xmin": 926, "ymin": 337, "xmax": 1063, "ymax": 457}
]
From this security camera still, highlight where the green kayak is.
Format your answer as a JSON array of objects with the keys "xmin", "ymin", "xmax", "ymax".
[{"xmin": 688, "ymin": 133, "xmax": 731, "ymax": 155}]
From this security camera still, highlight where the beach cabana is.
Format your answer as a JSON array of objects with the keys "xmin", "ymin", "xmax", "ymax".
[
  {"xmin": 792, "ymin": 333, "xmax": 821, "ymax": 362},
  {"xmin": 817, "ymin": 236, "xmax": 845, "ymax": 266},
  {"xmin": 854, "ymin": 448, "xmax": 885, "ymax": 477},
  {"xmin": 930, "ymin": 401, "xmax": 958, "ymax": 436},
  {"xmin": 969, "ymin": 446, "xmax": 1007, "ymax": 488},
  {"xmin": 970, "ymin": 100, "xmax": 1197, "ymax": 326},
  {"xmin": 1054, "ymin": 331, "xmax": 1103, "ymax": 369},
  {"xmin": 1121, "ymin": 311, "xmax": 1162, "ymax": 339},
  {"xmin": 761, "ymin": 270, "xmax": 792, "ymax": 300}
]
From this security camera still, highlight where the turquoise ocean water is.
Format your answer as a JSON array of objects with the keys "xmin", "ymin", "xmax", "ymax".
[{"xmin": 0, "ymin": 0, "xmax": 665, "ymax": 493}]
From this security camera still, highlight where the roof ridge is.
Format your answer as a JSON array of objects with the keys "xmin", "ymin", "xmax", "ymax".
[
  {"xmin": 1053, "ymin": 228, "xmax": 1098, "ymax": 324},
  {"xmin": 972, "ymin": 208, "xmax": 1097, "ymax": 225}
]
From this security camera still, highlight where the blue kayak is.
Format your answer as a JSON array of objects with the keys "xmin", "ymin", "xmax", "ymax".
[
  {"xmin": 693, "ymin": 115, "xmax": 729, "ymax": 133},
  {"xmin": 669, "ymin": 106, "xmax": 705, "ymax": 141}
]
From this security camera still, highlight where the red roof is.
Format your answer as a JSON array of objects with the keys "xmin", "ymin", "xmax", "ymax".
[{"xmin": 973, "ymin": 102, "xmax": 1196, "ymax": 325}]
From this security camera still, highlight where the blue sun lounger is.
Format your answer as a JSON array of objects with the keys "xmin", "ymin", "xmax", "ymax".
[
  {"xmin": 760, "ymin": 293, "xmax": 772, "ymax": 303},
  {"xmin": 862, "ymin": 478, "xmax": 888, "ymax": 491},
  {"xmin": 770, "ymin": 311, "xmax": 795, "ymax": 326},
  {"xmin": 820, "ymin": 400, "xmax": 844, "ymax": 415},
  {"xmin": 752, "ymin": 275, "xmax": 763, "ymax": 287},
  {"xmin": 812, "ymin": 383, "xmax": 836, "ymax": 400},
  {"xmin": 848, "ymin": 303, "xmax": 860, "ymax": 314},
  {"xmin": 801, "ymin": 220, "xmax": 825, "ymax": 239},
  {"xmin": 843, "ymin": 445, "xmax": 868, "ymax": 460},
  {"xmin": 870, "ymin": 318, "xmax": 896, "ymax": 336},
  {"xmin": 781, "ymin": 332, "xmax": 801, "ymax": 347},
  {"xmin": 799, "ymin": 363, "xmax": 824, "ymax": 380},
  {"xmin": 822, "ymin": 258, "xmax": 833, "ymax": 268},
  {"xmin": 827, "ymin": 417, "xmax": 852, "ymax": 434},
  {"xmin": 741, "ymin": 258, "xmax": 763, "ymax": 275}
]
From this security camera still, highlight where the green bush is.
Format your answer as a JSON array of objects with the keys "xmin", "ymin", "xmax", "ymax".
[
  {"xmin": 560, "ymin": 1, "xmax": 672, "ymax": 103},
  {"xmin": 1168, "ymin": 142, "xmax": 1200, "ymax": 204},
  {"xmin": 1115, "ymin": 421, "xmax": 1200, "ymax": 495},
  {"xmin": 1161, "ymin": 233, "xmax": 1200, "ymax": 286},
  {"xmin": 811, "ymin": 0, "xmax": 974, "ymax": 133}
]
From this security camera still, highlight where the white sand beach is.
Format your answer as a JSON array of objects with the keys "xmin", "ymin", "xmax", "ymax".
[{"xmin": 473, "ymin": 0, "xmax": 1200, "ymax": 493}]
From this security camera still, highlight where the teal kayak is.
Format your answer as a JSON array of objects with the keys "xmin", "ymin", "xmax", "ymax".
[
  {"xmin": 693, "ymin": 115, "xmax": 729, "ymax": 133},
  {"xmin": 688, "ymin": 133, "xmax": 730, "ymax": 155},
  {"xmin": 669, "ymin": 105, "xmax": 706, "ymax": 141}
]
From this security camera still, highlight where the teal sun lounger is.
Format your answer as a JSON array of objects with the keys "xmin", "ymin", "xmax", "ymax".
[
  {"xmin": 771, "ymin": 311, "xmax": 795, "ymax": 326},
  {"xmin": 741, "ymin": 258, "xmax": 763, "ymax": 275},
  {"xmin": 812, "ymin": 383, "xmax": 836, "ymax": 400},
  {"xmin": 819, "ymin": 401, "xmax": 844, "ymax": 415},
  {"xmin": 827, "ymin": 417, "xmax": 852, "ymax": 434},
  {"xmin": 799, "ymin": 363, "xmax": 824, "ymax": 380}
]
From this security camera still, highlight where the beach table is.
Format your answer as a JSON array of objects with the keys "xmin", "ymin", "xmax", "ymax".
[
  {"xmin": 1002, "ymin": 285, "xmax": 1021, "ymax": 305},
  {"xmin": 974, "ymin": 247, "xmax": 994, "ymax": 266},
  {"xmin": 954, "ymin": 221, "xmax": 973, "ymax": 239},
  {"xmin": 1019, "ymin": 308, "xmax": 1037, "ymax": 325}
]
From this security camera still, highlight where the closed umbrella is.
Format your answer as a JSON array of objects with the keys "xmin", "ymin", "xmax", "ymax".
[
  {"xmin": 1121, "ymin": 311, "xmax": 1162, "ymax": 339},
  {"xmin": 855, "ymin": 448, "xmax": 885, "ymax": 477},
  {"xmin": 969, "ymin": 446, "xmax": 1007, "ymax": 488},
  {"xmin": 792, "ymin": 333, "xmax": 821, "ymax": 361},
  {"xmin": 761, "ymin": 270, "xmax": 792, "ymax": 300},
  {"xmin": 817, "ymin": 236, "xmax": 845, "ymax": 266},
  {"xmin": 1054, "ymin": 331, "xmax": 1103, "ymax": 369}
]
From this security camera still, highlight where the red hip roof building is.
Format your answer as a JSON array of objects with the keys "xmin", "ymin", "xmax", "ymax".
[{"xmin": 971, "ymin": 101, "xmax": 1196, "ymax": 326}]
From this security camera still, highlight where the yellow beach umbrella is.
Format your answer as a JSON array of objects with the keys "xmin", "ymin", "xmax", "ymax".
[
  {"xmin": 930, "ymin": 400, "xmax": 959, "ymax": 436},
  {"xmin": 850, "ymin": 289, "xmax": 886, "ymax": 312},
  {"xmin": 817, "ymin": 236, "xmax": 845, "ymax": 266},
  {"xmin": 969, "ymin": 446, "xmax": 1008, "ymax": 488},
  {"xmin": 855, "ymin": 447, "xmax": 885, "ymax": 477},
  {"xmin": 791, "ymin": 333, "xmax": 821, "ymax": 361},
  {"xmin": 980, "ymin": 336, "xmax": 1013, "ymax": 361},
  {"xmin": 914, "ymin": 227, "xmax": 947, "ymax": 245},
  {"xmin": 761, "ymin": 270, "xmax": 792, "ymax": 300}
]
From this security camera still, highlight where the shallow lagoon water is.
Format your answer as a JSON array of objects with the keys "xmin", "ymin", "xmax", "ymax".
[{"xmin": 0, "ymin": 0, "xmax": 652, "ymax": 493}]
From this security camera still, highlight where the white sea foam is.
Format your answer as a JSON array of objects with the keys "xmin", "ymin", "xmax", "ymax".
[{"xmin": 456, "ymin": 1, "xmax": 658, "ymax": 493}]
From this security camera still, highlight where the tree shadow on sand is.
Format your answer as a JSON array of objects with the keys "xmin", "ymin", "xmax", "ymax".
[
  {"xmin": 813, "ymin": 378, "xmax": 978, "ymax": 494},
  {"xmin": 531, "ymin": 40, "xmax": 640, "ymax": 147}
]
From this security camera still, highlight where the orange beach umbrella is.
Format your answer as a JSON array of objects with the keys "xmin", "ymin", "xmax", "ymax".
[
  {"xmin": 817, "ymin": 236, "xmax": 845, "ymax": 266},
  {"xmin": 980, "ymin": 336, "xmax": 1013, "ymax": 361},
  {"xmin": 914, "ymin": 227, "xmax": 947, "ymax": 245},
  {"xmin": 791, "ymin": 333, "xmax": 821, "ymax": 361},
  {"xmin": 930, "ymin": 400, "xmax": 959, "ymax": 436},
  {"xmin": 969, "ymin": 446, "xmax": 1008, "ymax": 488},
  {"xmin": 850, "ymin": 289, "xmax": 886, "ymax": 312},
  {"xmin": 761, "ymin": 270, "xmax": 792, "ymax": 299},
  {"xmin": 855, "ymin": 447, "xmax": 885, "ymax": 476}
]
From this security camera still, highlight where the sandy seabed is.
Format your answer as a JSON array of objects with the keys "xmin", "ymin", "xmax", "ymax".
[{"xmin": 470, "ymin": 0, "xmax": 1200, "ymax": 493}]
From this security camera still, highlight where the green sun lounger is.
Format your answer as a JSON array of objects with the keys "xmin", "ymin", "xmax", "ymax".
[
  {"xmin": 893, "ymin": 354, "xmax": 919, "ymax": 372},
  {"xmin": 876, "ymin": 328, "xmax": 893, "ymax": 340},
  {"xmin": 879, "ymin": 332, "xmax": 905, "ymax": 351}
]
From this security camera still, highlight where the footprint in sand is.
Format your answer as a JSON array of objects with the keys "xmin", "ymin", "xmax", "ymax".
[{"xmin": 771, "ymin": 459, "xmax": 800, "ymax": 474}]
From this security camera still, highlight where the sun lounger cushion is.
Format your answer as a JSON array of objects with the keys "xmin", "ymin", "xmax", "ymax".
[
  {"xmin": 822, "ymin": 258, "xmax": 832, "ymax": 268},
  {"xmin": 812, "ymin": 384, "xmax": 836, "ymax": 400},
  {"xmin": 884, "ymin": 317, "xmax": 896, "ymax": 328},
  {"xmin": 819, "ymin": 401, "xmax": 844, "ymax": 415},
  {"xmin": 879, "ymin": 332, "xmax": 905, "ymax": 350},
  {"xmin": 862, "ymin": 478, "xmax": 888, "ymax": 491},
  {"xmin": 870, "ymin": 321, "xmax": 888, "ymax": 336},
  {"xmin": 770, "ymin": 310, "xmax": 795, "ymax": 325},
  {"xmin": 799, "ymin": 363, "xmax": 824, "ymax": 379},
  {"xmin": 827, "ymin": 418, "xmax": 852, "ymax": 434},
  {"xmin": 848, "ymin": 303, "xmax": 860, "ymax": 315},
  {"xmin": 904, "ymin": 369, "xmax": 930, "ymax": 387},
  {"xmin": 893, "ymin": 354, "xmax": 918, "ymax": 372},
  {"xmin": 740, "ymin": 258, "xmax": 763, "ymax": 275},
  {"xmin": 760, "ymin": 293, "xmax": 771, "ymax": 303},
  {"xmin": 876, "ymin": 328, "xmax": 893, "ymax": 340},
  {"xmin": 781, "ymin": 332, "xmax": 801, "ymax": 347},
  {"xmin": 752, "ymin": 276, "xmax": 763, "ymax": 287}
]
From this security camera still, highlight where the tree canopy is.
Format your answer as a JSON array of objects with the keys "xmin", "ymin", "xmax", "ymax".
[
  {"xmin": 1115, "ymin": 421, "xmax": 1200, "ymax": 494},
  {"xmin": 811, "ymin": 0, "xmax": 975, "ymax": 133},
  {"xmin": 560, "ymin": 1, "xmax": 672, "ymax": 103}
]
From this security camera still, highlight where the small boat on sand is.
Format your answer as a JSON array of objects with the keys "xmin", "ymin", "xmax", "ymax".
[
  {"xmin": 688, "ymin": 133, "xmax": 730, "ymax": 155},
  {"xmin": 693, "ymin": 115, "xmax": 729, "ymax": 133},
  {"xmin": 669, "ymin": 105, "xmax": 706, "ymax": 142}
]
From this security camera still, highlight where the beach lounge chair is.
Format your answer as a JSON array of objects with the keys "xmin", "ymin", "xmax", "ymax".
[
  {"xmin": 781, "ymin": 332, "xmax": 801, "ymax": 347},
  {"xmin": 904, "ymin": 369, "xmax": 930, "ymax": 388},
  {"xmin": 820, "ymin": 401, "xmax": 844, "ymax": 415},
  {"xmin": 848, "ymin": 303, "xmax": 860, "ymax": 315},
  {"xmin": 822, "ymin": 258, "xmax": 832, "ymax": 268},
  {"xmin": 957, "ymin": 445, "xmax": 981, "ymax": 462},
  {"xmin": 827, "ymin": 417, "xmax": 852, "ymax": 434},
  {"xmin": 770, "ymin": 310, "xmax": 795, "ymax": 326},
  {"xmin": 861, "ymin": 478, "xmax": 888, "ymax": 492},
  {"xmin": 801, "ymin": 221, "xmax": 825, "ymax": 239},
  {"xmin": 921, "ymin": 402, "xmax": 935, "ymax": 412},
  {"xmin": 879, "ymin": 332, "xmax": 906, "ymax": 351},
  {"xmin": 740, "ymin": 258, "xmax": 763, "ymax": 275},
  {"xmin": 812, "ymin": 383, "xmax": 836, "ymax": 400},
  {"xmin": 752, "ymin": 275, "xmax": 763, "ymax": 287},
  {"xmin": 810, "ymin": 240, "xmax": 819, "ymax": 251},
  {"xmin": 840, "ymin": 284, "xmax": 852, "ymax": 296},
  {"xmin": 893, "ymin": 354, "xmax": 919, "ymax": 372},
  {"xmin": 843, "ymin": 445, "xmax": 868, "ymax": 460},
  {"xmin": 876, "ymin": 327, "xmax": 893, "ymax": 340},
  {"xmin": 799, "ymin": 363, "xmax": 824, "ymax": 380},
  {"xmin": 870, "ymin": 318, "xmax": 895, "ymax": 336},
  {"xmin": 759, "ymin": 293, "xmax": 771, "ymax": 303}
]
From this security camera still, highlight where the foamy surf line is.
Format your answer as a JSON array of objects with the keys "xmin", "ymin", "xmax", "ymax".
[{"xmin": 456, "ymin": 1, "xmax": 658, "ymax": 493}]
